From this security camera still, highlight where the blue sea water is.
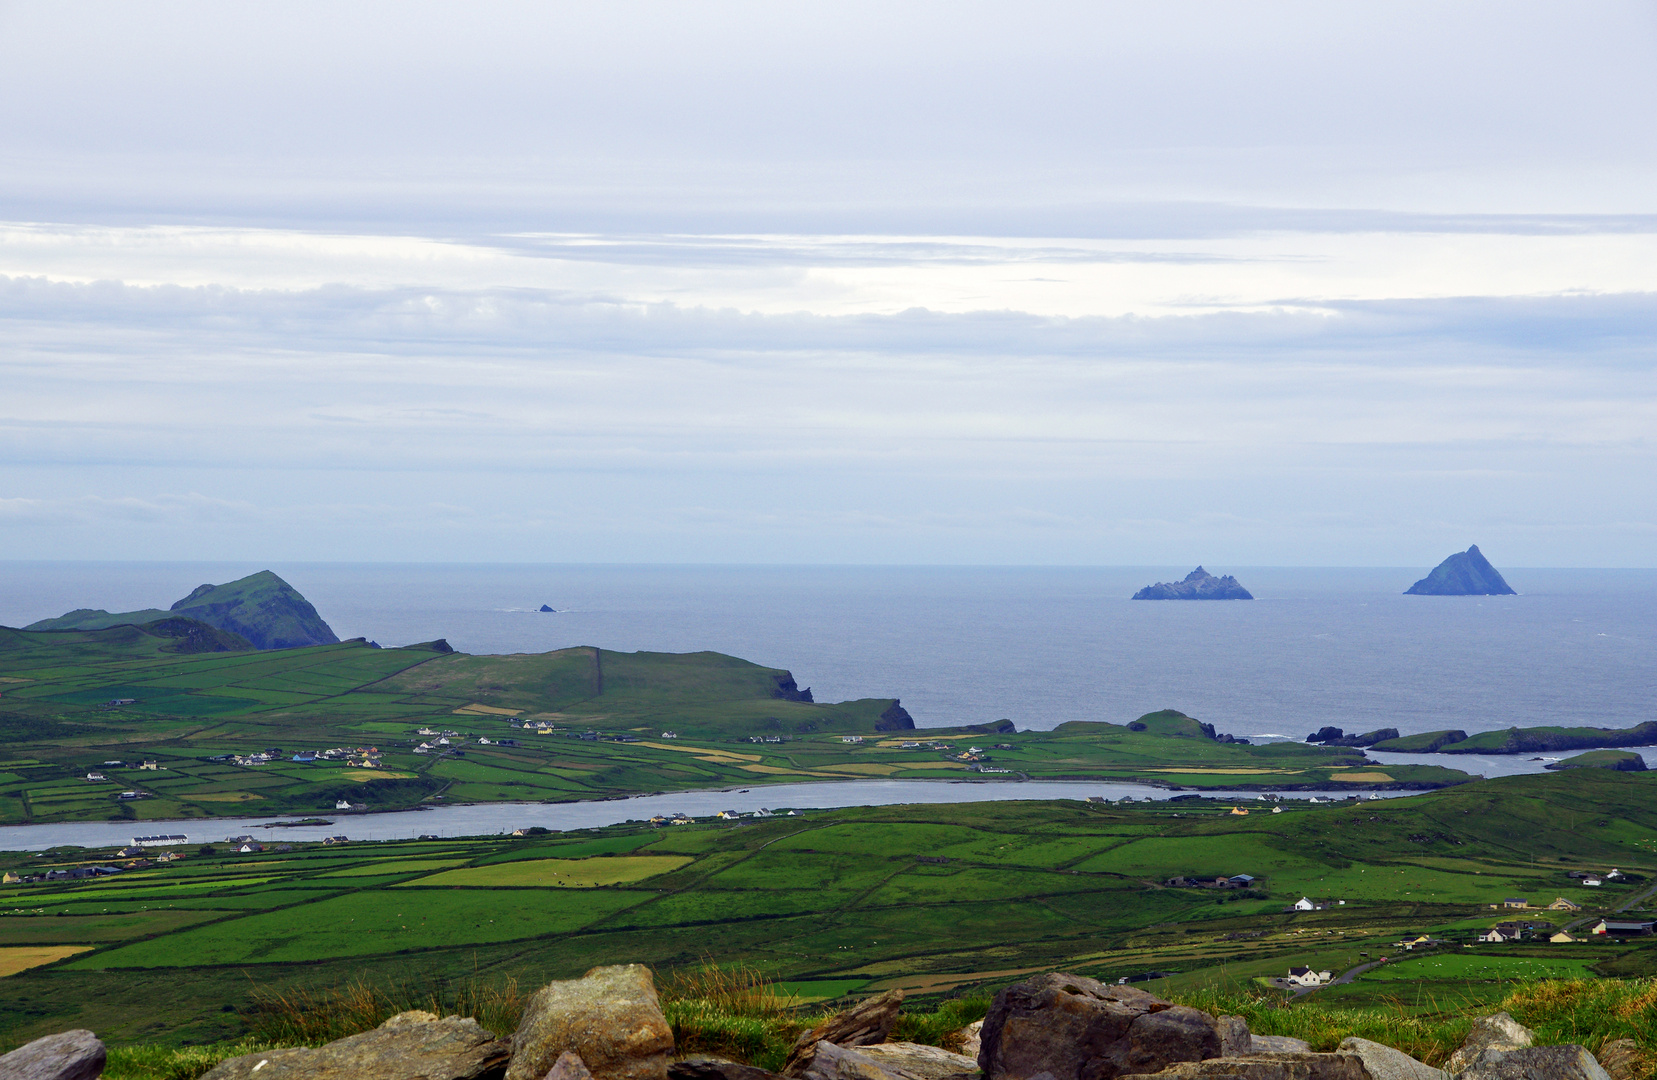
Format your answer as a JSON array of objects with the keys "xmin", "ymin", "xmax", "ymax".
[{"xmin": 2, "ymin": 562, "xmax": 1652, "ymax": 741}]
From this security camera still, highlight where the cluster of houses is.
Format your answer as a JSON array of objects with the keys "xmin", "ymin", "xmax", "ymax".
[
  {"xmin": 1164, "ymin": 873, "xmax": 1260, "ymax": 890},
  {"xmin": 744, "ymin": 735, "xmax": 788, "ymax": 744}
]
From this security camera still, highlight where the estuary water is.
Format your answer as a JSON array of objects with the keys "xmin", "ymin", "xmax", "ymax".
[{"xmin": 0, "ymin": 779, "xmax": 1406, "ymax": 852}]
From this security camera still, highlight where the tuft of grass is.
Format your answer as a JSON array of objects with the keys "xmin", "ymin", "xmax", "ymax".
[
  {"xmin": 659, "ymin": 962, "xmax": 823, "ymax": 1069},
  {"xmin": 1504, "ymin": 980, "xmax": 1657, "ymax": 1079},
  {"xmin": 245, "ymin": 975, "xmax": 526, "ymax": 1045},
  {"xmin": 102, "ymin": 1040, "xmax": 277, "ymax": 1080}
]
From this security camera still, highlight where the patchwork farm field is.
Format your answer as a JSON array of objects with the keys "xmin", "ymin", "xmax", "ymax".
[{"xmin": 2, "ymin": 770, "xmax": 1655, "ymax": 1051}]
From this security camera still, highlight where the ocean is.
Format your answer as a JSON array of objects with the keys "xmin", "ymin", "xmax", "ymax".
[{"xmin": 2, "ymin": 562, "xmax": 1652, "ymax": 741}]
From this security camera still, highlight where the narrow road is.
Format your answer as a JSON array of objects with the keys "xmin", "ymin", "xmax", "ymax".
[{"xmin": 1294, "ymin": 959, "xmax": 1385, "ymax": 996}]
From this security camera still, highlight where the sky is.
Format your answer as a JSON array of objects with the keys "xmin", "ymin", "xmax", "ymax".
[{"xmin": 1, "ymin": 2, "xmax": 1654, "ymax": 566}]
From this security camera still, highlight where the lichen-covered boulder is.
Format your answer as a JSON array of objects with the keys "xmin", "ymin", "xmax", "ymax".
[
  {"xmin": 1251, "ymin": 1039, "xmax": 1314, "ymax": 1055},
  {"xmin": 0, "ymin": 1030, "xmax": 106, "ymax": 1080},
  {"xmin": 1117, "ymin": 1051, "xmax": 1369, "ymax": 1080},
  {"xmin": 507, "ymin": 964, "xmax": 675, "ymax": 1080},
  {"xmin": 1446, "ymin": 1014, "xmax": 1532, "ymax": 1076},
  {"xmin": 978, "ymin": 972, "xmax": 1222, "ymax": 1080},
  {"xmin": 782, "ymin": 990, "xmax": 907, "ymax": 1076},
  {"xmin": 1337, "ymin": 1038, "xmax": 1446, "ymax": 1080},
  {"xmin": 856, "ymin": 1042, "xmax": 981, "ymax": 1079},
  {"xmin": 200, "ymin": 1012, "xmax": 509, "ymax": 1080},
  {"xmin": 1457, "ymin": 1046, "xmax": 1610, "ymax": 1080}
]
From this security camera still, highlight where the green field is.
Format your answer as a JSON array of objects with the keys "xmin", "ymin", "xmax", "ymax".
[{"xmin": 1, "ymin": 769, "xmax": 1653, "ymax": 1050}]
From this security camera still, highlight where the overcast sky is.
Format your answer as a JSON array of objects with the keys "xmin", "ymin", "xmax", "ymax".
[{"xmin": 1, "ymin": 1, "xmax": 1654, "ymax": 565}]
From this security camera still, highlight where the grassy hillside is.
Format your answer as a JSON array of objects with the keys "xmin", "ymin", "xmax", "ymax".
[
  {"xmin": 0, "ymin": 628, "xmax": 1475, "ymax": 823},
  {"xmin": 25, "ymin": 570, "xmax": 338, "ymax": 650},
  {"xmin": 0, "ymin": 770, "xmax": 1652, "ymax": 1051}
]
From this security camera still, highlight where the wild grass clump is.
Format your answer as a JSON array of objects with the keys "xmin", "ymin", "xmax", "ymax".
[
  {"xmin": 1175, "ymin": 988, "xmax": 1472, "ymax": 1064},
  {"xmin": 246, "ymin": 975, "xmax": 526, "ymax": 1044},
  {"xmin": 1177, "ymin": 977, "xmax": 1657, "ymax": 1075},
  {"xmin": 659, "ymin": 962, "xmax": 823, "ymax": 1070},
  {"xmin": 101, "ymin": 1040, "xmax": 276, "ymax": 1080},
  {"xmin": 1504, "ymin": 979, "xmax": 1657, "ymax": 1079},
  {"xmin": 891, "ymin": 996, "xmax": 990, "ymax": 1052}
]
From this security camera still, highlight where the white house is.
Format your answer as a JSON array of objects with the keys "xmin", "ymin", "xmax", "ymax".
[
  {"xmin": 1285, "ymin": 966, "xmax": 1332, "ymax": 987},
  {"xmin": 1293, "ymin": 897, "xmax": 1317, "ymax": 911}
]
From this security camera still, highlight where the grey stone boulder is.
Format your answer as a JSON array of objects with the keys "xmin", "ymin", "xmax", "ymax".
[
  {"xmin": 1217, "ymin": 1019, "xmax": 1252, "ymax": 1058},
  {"xmin": 1118, "ymin": 1051, "xmax": 1369, "ymax": 1080},
  {"xmin": 857, "ymin": 1042, "xmax": 982, "ymax": 1079},
  {"xmin": 789, "ymin": 1042, "xmax": 914, "ymax": 1080},
  {"xmin": 954, "ymin": 1022, "xmax": 984, "ymax": 1059},
  {"xmin": 1252, "ymin": 1040, "xmax": 1314, "ymax": 1055},
  {"xmin": 670, "ymin": 1058, "xmax": 784, "ymax": 1080},
  {"xmin": 200, "ymin": 1012, "xmax": 510, "ymax": 1080},
  {"xmin": 1595, "ymin": 1040, "xmax": 1642, "ymax": 1080},
  {"xmin": 978, "ymin": 971, "xmax": 1223, "ymax": 1080},
  {"xmin": 0, "ymin": 1030, "xmax": 106, "ymax": 1080},
  {"xmin": 783, "ymin": 989, "xmax": 906, "ymax": 1076},
  {"xmin": 508, "ymin": 964, "xmax": 675, "ymax": 1080},
  {"xmin": 1458, "ymin": 1046, "xmax": 1609, "ymax": 1080},
  {"xmin": 1446, "ymin": 1015, "xmax": 1532, "ymax": 1076},
  {"xmin": 1338, "ymin": 1038, "xmax": 1446, "ymax": 1080},
  {"xmin": 549, "ymin": 1053, "xmax": 598, "ymax": 1080}
]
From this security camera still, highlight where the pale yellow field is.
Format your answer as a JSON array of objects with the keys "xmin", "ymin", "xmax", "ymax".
[
  {"xmin": 1330, "ymin": 771, "xmax": 1394, "ymax": 783},
  {"xmin": 454, "ymin": 703, "xmax": 521, "ymax": 715},
  {"xmin": 817, "ymin": 763, "xmax": 906, "ymax": 776},
  {"xmin": 635, "ymin": 741, "xmax": 760, "ymax": 762},
  {"xmin": 342, "ymin": 770, "xmax": 415, "ymax": 781},
  {"xmin": 401, "ymin": 855, "xmax": 692, "ymax": 889},
  {"xmin": 737, "ymin": 764, "xmax": 838, "ymax": 777},
  {"xmin": 328, "ymin": 859, "xmax": 468, "ymax": 877},
  {"xmin": 0, "ymin": 945, "xmax": 93, "ymax": 977}
]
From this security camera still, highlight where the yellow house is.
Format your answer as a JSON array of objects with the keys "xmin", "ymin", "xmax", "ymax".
[{"xmin": 1548, "ymin": 897, "xmax": 1581, "ymax": 911}]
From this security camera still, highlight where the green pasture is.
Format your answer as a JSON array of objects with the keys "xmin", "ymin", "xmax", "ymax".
[{"xmin": 1360, "ymin": 951, "xmax": 1600, "ymax": 983}]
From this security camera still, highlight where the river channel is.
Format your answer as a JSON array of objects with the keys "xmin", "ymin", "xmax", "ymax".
[{"xmin": 0, "ymin": 779, "xmax": 1426, "ymax": 851}]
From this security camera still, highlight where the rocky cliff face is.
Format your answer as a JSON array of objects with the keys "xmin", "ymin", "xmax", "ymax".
[
  {"xmin": 1405, "ymin": 545, "xmax": 1516, "ymax": 596},
  {"xmin": 1133, "ymin": 568, "xmax": 1253, "ymax": 600}
]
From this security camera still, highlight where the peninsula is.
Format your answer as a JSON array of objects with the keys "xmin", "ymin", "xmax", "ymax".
[
  {"xmin": 1404, "ymin": 544, "xmax": 1516, "ymax": 596},
  {"xmin": 25, "ymin": 570, "xmax": 340, "ymax": 650},
  {"xmin": 1132, "ymin": 567, "xmax": 1253, "ymax": 600}
]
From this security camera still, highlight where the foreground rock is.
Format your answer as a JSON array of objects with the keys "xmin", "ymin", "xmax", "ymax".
[
  {"xmin": 1251, "ymin": 1039, "xmax": 1313, "ymax": 1055},
  {"xmin": 1337, "ymin": 1038, "xmax": 1446, "ymax": 1080},
  {"xmin": 978, "ymin": 972, "xmax": 1222, "ymax": 1080},
  {"xmin": 1595, "ymin": 1040, "xmax": 1641, "ymax": 1080},
  {"xmin": 954, "ymin": 1021, "xmax": 984, "ymax": 1059},
  {"xmin": 508, "ymin": 964, "xmax": 674, "ymax": 1080},
  {"xmin": 856, "ymin": 1042, "xmax": 981, "ymax": 1079},
  {"xmin": 670, "ymin": 1058, "xmax": 785, "ymax": 1080},
  {"xmin": 782, "ymin": 990, "xmax": 905, "ymax": 1076},
  {"xmin": 1118, "ymin": 1051, "xmax": 1368, "ymax": 1080},
  {"xmin": 1133, "ymin": 568, "xmax": 1253, "ymax": 601},
  {"xmin": 0, "ymin": 1030, "xmax": 106, "ymax": 1080},
  {"xmin": 1445, "ymin": 1013, "xmax": 1532, "ymax": 1075},
  {"xmin": 201, "ymin": 1011, "xmax": 509, "ymax": 1080},
  {"xmin": 1458, "ymin": 1046, "xmax": 1610, "ymax": 1080}
]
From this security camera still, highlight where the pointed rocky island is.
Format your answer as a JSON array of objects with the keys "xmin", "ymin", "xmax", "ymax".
[
  {"xmin": 1405, "ymin": 544, "xmax": 1516, "ymax": 596},
  {"xmin": 1132, "ymin": 566, "xmax": 1253, "ymax": 600},
  {"xmin": 25, "ymin": 569, "xmax": 339, "ymax": 650}
]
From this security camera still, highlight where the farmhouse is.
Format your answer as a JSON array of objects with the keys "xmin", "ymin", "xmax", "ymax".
[
  {"xmin": 1502, "ymin": 897, "xmax": 1529, "ymax": 909},
  {"xmin": 133, "ymin": 834, "xmax": 187, "ymax": 846},
  {"xmin": 1285, "ymin": 966, "xmax": 1332, "ymax": 987},
  {"xmin": 1584, "ymin": 877, "xmax": 1603, "ymax": 887},
  {"xmin": 1293, "ymin": 897, "xmax": 1319, "ymax": 911},
  {"xmin": 1547, "ymin": 897, "xmax": 1582, "ymax": 911},
  {"xmin": 1551, "ymin": 932, "xmax": 1579, "ymax": 943}
]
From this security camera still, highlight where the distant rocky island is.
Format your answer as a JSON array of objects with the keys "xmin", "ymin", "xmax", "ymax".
[
  {"xmin": 1132, "ymin": 567, "xmax": 1253, "ymax": 600},
  {"xmin": 24, "ymin": 570, "xmax": 339, "ymax": 650},
  {"xmin": 1405, "ymin": 544, "xmax": 1516, "ymax": 595}
]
